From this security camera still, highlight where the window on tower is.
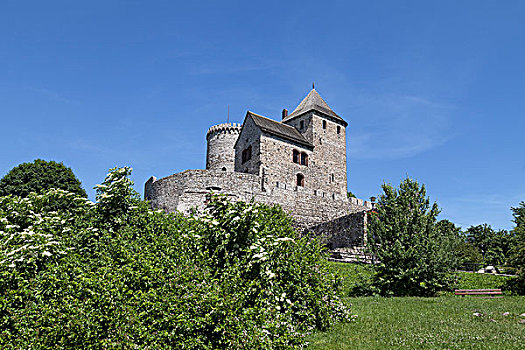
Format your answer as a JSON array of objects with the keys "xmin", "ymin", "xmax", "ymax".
[
  {"xmin": 296, "ymin": 173, "xmax": 305, "ymax": 187},
  {"xmin": 292, "ymin": 149, "xmax": 300, "ymax": 163},
  {"xmin": 300, "ymin": 152, "xmax": 308, "ymax": 166},
  {"xmin": 323, "ymin": 120, "xmax": 327, "ymax": 129}
]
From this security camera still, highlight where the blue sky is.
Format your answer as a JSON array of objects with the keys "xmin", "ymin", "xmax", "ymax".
[{"xmin": 1, "ymin": 1, "xmax": 524, "ymax": 230}]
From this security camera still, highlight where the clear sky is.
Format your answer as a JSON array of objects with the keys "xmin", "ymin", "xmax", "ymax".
[{"xmin": 1, "ymin": 1, "xmax": 524, "ymax": 230}]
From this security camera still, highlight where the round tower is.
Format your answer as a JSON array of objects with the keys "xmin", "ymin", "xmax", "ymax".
[{"xmin": 206, "ymin": 123, "xmax": 242, "ymax": 171}]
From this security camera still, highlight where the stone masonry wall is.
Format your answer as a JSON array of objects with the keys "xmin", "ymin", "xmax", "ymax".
[
  {"xmin": 282, "ymin": 111, "xmax": 348, "ymax": 197},
  {"xmin": 145, "ymin": 169, "xmax": 372, "ymax": 230},
  {"xmin": 259, "ymin": 133, "xmax": 315, "ymax": 196},
  {"xmin": 234, "ymin": 117, "xmax": 262, "ymax": 175},
  {"xmin": 206, "ymin": 123, "xmax": 242, "ymax": 172},
  {"xmin": 306, "ymin": 211, "xmax": 367, "ymax": 249}
]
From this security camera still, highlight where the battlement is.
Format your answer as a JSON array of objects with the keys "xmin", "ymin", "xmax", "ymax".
[
  {"xmin": 349, "ymin": 196, "xmax": 374, "ymax": 210},
  {"xmin": 206, "ymin": 123, "xmax": 242, "ymax": 138}
]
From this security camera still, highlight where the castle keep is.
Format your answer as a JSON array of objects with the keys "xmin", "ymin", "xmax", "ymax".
[{"xmin": 145, "ymin": 88, "xmax": 373, "ymax": 249}]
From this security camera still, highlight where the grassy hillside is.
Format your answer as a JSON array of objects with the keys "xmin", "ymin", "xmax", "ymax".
[{"xmin": 307, "ymin": 263, "xmax": 524, "ymax": 349}]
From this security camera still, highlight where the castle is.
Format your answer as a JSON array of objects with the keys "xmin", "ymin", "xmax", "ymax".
[{"xmin": 145, "ymin": 88, "xmax": 373, "ymax": 251}]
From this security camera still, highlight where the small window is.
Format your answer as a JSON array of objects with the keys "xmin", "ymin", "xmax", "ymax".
[
  {"xmin": 337, "ymin": 126, "xmax": 341, "ymax": 134},
  {"xmin": 296, "ymin": 173, "xmax": 305, "ymax": 187},
  {"xmin": 242, "ymin": 145, "xmax": 252, "ymax": 163},
  {"xmin": 292, "ymin": 149, "xmax": 300, "ymax": 163},
  {"xmin": 300, "ymin": 152, "xmax": 308, "ymax": 166},
  {"xmin": 322, "ymin": 120, "xmax": 327, "ymax": 129},
  {"xmin": 331, "ymin": 174, "xmax": 335, "ymax": 182},
  {"xmin": 221, "ymin": 167, "xmax": 226, "ymax": 171},
  {"xmin": 300, "ymin": 120, "xmax": 304, "ymax": 129}
]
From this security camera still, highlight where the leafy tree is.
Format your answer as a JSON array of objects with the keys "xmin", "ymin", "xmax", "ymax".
[
  {"xmin": 465, "ymin": 224, "xmax": 512, "ymax": 266},
  {"xmin": 0, "ymin": 159, "xmax": 86, "ymax": 199},
  {"xmin": 436, "ymin": 220, "xmax": 477, "ymax": 267},
  {"xmin": 347, "ymin": 191, "xmax": 356, "ymax": 198},
  {"xmin": 508, "ymin": 201, "xmax": 525, "ymax": 294},
  {"xmin": 366, "ymin": 177, "xmax": 457, "ymax": 296}
]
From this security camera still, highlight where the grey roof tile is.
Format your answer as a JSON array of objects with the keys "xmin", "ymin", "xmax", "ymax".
[
  {"xmin": 283, "ymin": 89, "xmax": 347, "ymax": 126},
  {"xmin": 247, "ymin": 111, "xmax": 313, "ymax": 147}
]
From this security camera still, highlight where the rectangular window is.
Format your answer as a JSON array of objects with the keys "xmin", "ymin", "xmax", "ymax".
[
  {"xmin": 292, "ymin": 150, "xmax": 300, "ymax": 163},
  {"xmin": 337, "ymin": 126, "xmax": 341, "ymax": 134},
  {"xmin": 296, "ymin": 174, "xmax": 304, "ymax": 187},
  {"xmin": 242, "ymin": 145, "xmax": 252, "ymax": 163},
  {"xmin": 300, "ymin": 120, "xmax": 304, "ymax": 129},
  {"xmin": 300, "ymin": 153, "xmax": 308, "ymax": 166},
  {"xmin": 322, "ymin": 120, "xmax": 327, "ymax": 129}
]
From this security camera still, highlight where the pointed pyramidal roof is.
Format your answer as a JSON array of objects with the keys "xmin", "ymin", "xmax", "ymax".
[{"xmin": 283, "ymin": 88, "xmax": 347, "ymax": 126}]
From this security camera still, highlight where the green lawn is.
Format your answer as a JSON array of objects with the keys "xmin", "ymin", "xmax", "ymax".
[{"xmin": 307, "ymin": 263, "xmax": 525, "ymax": 349}]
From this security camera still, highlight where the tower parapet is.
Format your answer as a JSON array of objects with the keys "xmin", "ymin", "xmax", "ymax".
[{"xmin": 206, "ymin": 123, "xmax": 242, "ymax": 171}]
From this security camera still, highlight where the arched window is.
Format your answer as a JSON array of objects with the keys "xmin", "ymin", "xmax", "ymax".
[
  {"xmin": 296, "ymin": 173, "xmax": 305, "ymax": 187},
  {"xmin": 292, "ymin": 149, "xmax": 300, "ymax": 163},
  {"xmin": 300, "ymin": 152, "xmax": 308, "ymax": 166}
]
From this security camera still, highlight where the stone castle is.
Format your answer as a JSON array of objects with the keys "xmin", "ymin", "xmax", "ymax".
[{"xmin": 145, "ymin": 88, "xmax": 373, "ymax": 250}]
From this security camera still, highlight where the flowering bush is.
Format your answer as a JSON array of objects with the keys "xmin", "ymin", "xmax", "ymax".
[{"xmin": 0, "ymin": 167, "xmax": 350, "ymax": 349}]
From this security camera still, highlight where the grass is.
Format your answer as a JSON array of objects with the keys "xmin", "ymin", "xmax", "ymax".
[{"xmin": 307, "ymin": 263, "xmax": 524, "ymax": 349}]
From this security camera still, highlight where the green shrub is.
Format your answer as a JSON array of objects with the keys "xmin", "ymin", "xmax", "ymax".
[
  {"xmin": 366, "ymin": 177, "xmax": 458, "ymax": 296},
  {"xmin": 0, "ymin": 167, "xmax": 350, "ymax": 349},
  {"xmin": 0, "ymin": 159, "xmax": 86, "ymax": 199}
]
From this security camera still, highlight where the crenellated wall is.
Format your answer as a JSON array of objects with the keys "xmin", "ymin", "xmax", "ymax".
[
  {"xmin": 206, "ymin": 123, "xmax": 242, "ymax": 172},
  {"xmin": 145, "ymin": 169, "xmax": 372, "ymax": 231}
]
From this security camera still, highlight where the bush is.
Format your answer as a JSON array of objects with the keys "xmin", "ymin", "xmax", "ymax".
[
  {"xmin": 365, "ymin": 177, "xmax": 458, "ymax": 296},
  {"xmin": 0, "ymin": 159, "xmax": 86, "ymax": 211},
  {"xmin": 0, "ymin": 167, "xmax": 350, "ymax": 349}
]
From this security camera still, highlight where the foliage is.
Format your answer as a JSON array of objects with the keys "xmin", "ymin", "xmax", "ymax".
[
  {"xmin": 365, "ymin": 177, "xmax": 458, "ymax": 296},
  {"xmin": 454, "ymin": 239, "xmax": 484, "ymax": 266},
  {"xmin": 0, "ymin": 159, "xmax": 87, "ymax": 200},
  {"xmin": 507, "ymin": 201, "xmax": 525, "ymax": 294},
  {"xmin": 347, "ymin": 191, "xmax": 356, "ymax": 198},
  {"xmin": 0, "ymin": 167, "xmax": 350, "ymax": 349},
  {"xmin": 465, "ymin": 224, "xmax": 513, "ymax": 266}
]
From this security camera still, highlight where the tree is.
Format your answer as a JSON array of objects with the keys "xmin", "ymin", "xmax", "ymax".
[
  {"xmin": 465, "ymin": 224, "xmax": 512, "ymax": 266},
  {"xmin": 367, "ymin": 177, "xmax": 457, "ymax": 296},
  {"xmin": 508, "ymin": 201, "xmax": 525, "ymax": 294},
  {"xmin": 0, "ymin": 159, "xmax": 86, "ymax": 199}
]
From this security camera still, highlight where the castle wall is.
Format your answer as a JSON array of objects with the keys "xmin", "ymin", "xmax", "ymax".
[
  {"xmin": 206, "ymin": 123, "xmax": 242, "ymax": 171},
  {"xmin": 234, "ymin": 117, "xmax": 262, "ymax": 175},
  {"xmin": 310, "ymin": 112, "xmax": 348, "ymax": 197},
  {"xmin": 145, "ymin": 169, "xmax": 372, "ymax": 229},
  {"xmin": 283, "ymin": 111, "xmax": 348, "ymax": 197},
  {"xmin": 259, "ymin": 132, "xmax": 315, "ymax": 194},
  {"xmin": 306, "ymin": 211, "xmax": 367, "ymax": 249}
]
